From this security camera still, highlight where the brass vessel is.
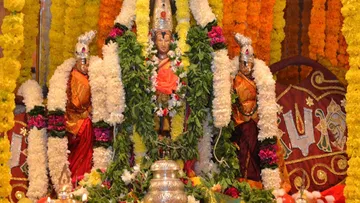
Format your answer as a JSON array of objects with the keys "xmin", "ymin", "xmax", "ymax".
[{"xmin": 143, "ymin": 159, "xmax": 187, "ymax": 203}]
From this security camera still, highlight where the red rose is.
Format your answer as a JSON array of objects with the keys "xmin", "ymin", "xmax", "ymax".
[
  {"xmin": 156, "ymin": 67, "xmax": 178, "ymax": 95},
  {"xmin": 184, "ymin": 159, "xmax": 196, "ymax": 178},
  {"xmin": 224, "ymin": 187, "xmax": 240, "ymax": 198}
]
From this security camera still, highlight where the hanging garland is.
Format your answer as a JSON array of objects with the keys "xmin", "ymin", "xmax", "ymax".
[
  {"xmin": 222, "ymin": 0, "xmax": 235, "ymax": 58},
  {"xmin": 17, "ymin": 80, "xmax": 48, "ymax": 201},
  {"xmin": 256, "ymin": 0, "xmax": 276, "ymax": 64},
  {"xmin": 83, "ymin": 0, "xmax": 101, "ymax": 54},
  {"xmin": 270, "ymin": 0, "xmax": 286, "ymax": 64},
  {"xmin": 175, "ymin": 0, "xmax": 191, "ymax": 70},
  {"xmin": 48, "ymin": 0, "xmax": 66, "ymax": 83},
  {"xmin": 245, "ymin": 0, "xmax": 261, "ymax": 52},
  {"xmin": 324, "ymin": 0, "xmax": 342, "ymax": 66},
  {"xmin": 136, "ymin": 0, "xmax": 150, "ymax": 54},
  {"xmin": 63, "ymin": 0, "xmax": 86, "ymax": 59},
  {"xmin": 342, "ymin": 0, "xmax": 360, "ymax": 201},
  {"xmin": 18, "ymin": 0, "xmax": 40, "ymax": 85},
  {"xmin": 308, "ymin": 0, "xmax": 326, "ymax": 60},
  {"xmin": 97, "ymin": 0, "xmax": 123, "ymax": 55},
  {"xmin": 208, "ymin": 0, "xmax": 223, "ymax": 26},
  {"xmin": 338, "ymin": 15, "xmax": 349, "ymax": 69},
  {"xmin": 0, "ymin": 136, "xmax": 12, "ymax": 202},
  {"xmin": 0, "ymin": 2, "xmax": 24, "ymax": 201}
]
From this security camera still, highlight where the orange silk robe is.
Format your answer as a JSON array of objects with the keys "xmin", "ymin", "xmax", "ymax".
[
  {"xmin": 155, "ymin": 58, "xmax": 178, "ymax": 136},
  {"xmin": 232, "ymin": 73, "xmax": 258, "ymax": 126},
  {"xmin": 65, "ymin": 69, "xmax": 93, "ymax": 183},
  {"xmin": 66, "ymin": 69, "xmax": 91, "ymax": 135}
]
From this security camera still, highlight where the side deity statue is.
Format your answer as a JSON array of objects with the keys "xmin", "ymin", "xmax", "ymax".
[
  {"xmin": 65, "ymin": 31, "xmax": 96, "ymax": 182},
  {"xmin": 231, "ymin": 33, "xmax": 261, "ymax": 186},
  {"xmin": 151, "ymin": 0, "xmax": 179, "ymax": 138},
  {"xmin": 231, "ymin": 33, "xmax": 291, "ymax": 190}
]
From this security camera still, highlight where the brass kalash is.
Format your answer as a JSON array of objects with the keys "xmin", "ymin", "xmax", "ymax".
[{"xmin": 143, "ymin": 159, "xmax": 187, "ymax": 203}]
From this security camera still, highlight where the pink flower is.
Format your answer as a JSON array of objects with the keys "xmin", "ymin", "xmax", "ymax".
[
  {"xmin": 109, "ymin": 27, "xmax": 123, "ymax": 38},
  {"xmin": 207, "ymin": 26, "xmax": 226, "ymax": 46}
]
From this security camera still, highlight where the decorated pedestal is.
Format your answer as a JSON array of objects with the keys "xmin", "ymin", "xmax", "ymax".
[{"xmin": 143, "ymin": 159, "xmax": 187, "ymax": 203}]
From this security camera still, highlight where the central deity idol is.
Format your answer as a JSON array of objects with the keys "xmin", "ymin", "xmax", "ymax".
[{"xmin": 151, "ymin": 0, "xmax": 179, "ymax": 138}]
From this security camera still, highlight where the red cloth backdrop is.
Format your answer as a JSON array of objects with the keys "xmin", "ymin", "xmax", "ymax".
[{"xmin": 271, "ymin": 56, "xmax": 347, "ymax": 194}]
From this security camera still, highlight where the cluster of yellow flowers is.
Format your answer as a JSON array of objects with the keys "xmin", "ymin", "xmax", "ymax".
[
  {"xmin": 18, "ymin": 0, "xmax": 40, "ymax": 85},
  {"xmin": 133, "ymin": 129, "xmax": 147, "ymax": 165},
  {"xmin": 171, "ymin": 0, "xmax": 191, "ymax": 141},
  {"xmin": 0, "ymin": 137, "xmax": 12, "ymax": 202},
  {"xmin": 208, "ymin": 0, "xmax": 223, "ymax": 26},
  {"xmin": 0, "ymin": 0, "xmax": 24, "ymax": 200},
  {"xmin": 342, "ymin": 0, "xmax": 360, "ymax": 201},
  {"xmin": 83, "ymin": 0, "xmax": 100, "ymax": 55},
  {"xmin": 48, "ymin": 0, "xmax": 66, "ymax": 83},
  {"xmin": 63, "ymin": 0, "xmax": 86, "ymax": 59},
  {"xmin": 79, "ymin": 169, "xmax": 102, "ymax": 187},
  {"xmin": 136, "ymin": 0, "xmax": 150, "ymax": 55},
  {"xmin": 270, "ymin": 0, "xmax": 286, "ymax": 64}
]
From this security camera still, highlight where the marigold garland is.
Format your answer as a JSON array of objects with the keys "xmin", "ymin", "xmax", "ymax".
[
  {"xmin": 135, "ymin": 0, "xmax": 150, "ymax": 55},
  {"xmin": 222, "ymin": 0, "xmax": 235, "ymax": 58},
  {"xmin": 270, "ymin": 0, "xmax": 286, "ymax": 64},
  {"xmin": 245, "ymin": 0, "xmax": 261, "ymax": 52},
  {"xmin": 97, "ymin": 0, "xmax": 123, "ymax": 55},
  {"xmin": 0, "ymin": 2, "xmax": 24, "ymax": 201},
  {"xmin": 324, "ymin": 0, "xmax": 342, "ymax": 66},
  {"xmin": 83, "ymin": 0, "xmax": 101, "ymax": 55},
  {"xmin": 256, "ymin": 0, "xmax": 276, "ymax": 64},
  {"xmin": 48, "ymin": 0, "xmax": 66, "ymax": 83},
  {"xmin": 338, "ymin": 15, "xmax": 349, "ymax": 69},
  {"xmin": 63, "ymin": 0, "xmax": 86, "ymax": 59},
  {"xmin": 0, "ymin": 136, "xmax": 12, "ymax": 202},
  {"xmin": 18, "ymin": 0, "xmax": 40, "ymax": 86},
  {"xmin": 208, "ymin": 0, "xmax": 223, "ymax": 27},
  {"xmin": 175, "ymin": 0, "xmax": 191, "ymax": 70},
  {"xmin": 342, "ymin": 0, "xmax": 360, "ymax": 201},
  {"xmin": 308, "ymin": 0, "xmax": 326, "ymax": 60}
]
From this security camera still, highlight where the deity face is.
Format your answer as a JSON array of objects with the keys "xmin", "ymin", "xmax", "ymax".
[
  {"xmin": 75, "ymin": 58, "xmax": 89, "ymax": 74},
  {"xmin": 239, "ymin": 58, "xmax": 254, "ymax": 78},
  {"xmin": 155, "ymin": 30, "xmax": 171, "ymax": 56}
]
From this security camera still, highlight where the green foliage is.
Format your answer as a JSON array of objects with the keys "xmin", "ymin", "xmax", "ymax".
[{"xmin": 28, "ymin": 105, "xmax": 45, "ymax": 116}]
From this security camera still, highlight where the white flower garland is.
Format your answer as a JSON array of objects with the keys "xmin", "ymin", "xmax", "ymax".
[
  {"xmin": 189, "ymin": 0, "xmax": 216, "ymax": 27},
  {"xmin": 17, "ymin": 80, "xmax": 44, "ymax": 112},
  {"xmin": 17, "ymin": 80, "xmax": 48, "ymax": 201},
  {"xmin": 88, "ymin": 56, "xmax": 108, "ymax": 123},
  {"xmin": 47, "ymin": 58, "xmax": 76, "ymax": 112},
  {"xmin": 47, "ymin": 136, "xmax": 71, "ymax": 192},
  {"xmin": 114, "ymin": 0, "xmax": 136, "ymax": 29},
  {"xmin": 252, "ymin": 58, "xmax": 281, "ymax": 189},
  {"xmin": 102, "ymin": 42, "xmax": 126, "ymax": 125},
  {"xmin": 195, "ymin": 111, "xmax": 219, "ymax": 176},
  {"xmin": 252, "ymin": 59, "xmax": 278, "ymax": 141},
  {"xmin": 92, "ymin": 147, "xmax": 113, "ymax": 170},
  {"xmin": 211, "ymin": 49, "xmax": 232, "ymax": 128},
  {"xmin": 47, "ymin": 59, "xmax": 75, "ymax": 192},
  {"xmin": 147, "ymin": 37, "xmax": 187, "ymax": 117},
  {"xmin": 27, "ymin": 128, "xmax": 49, "ymax": 200}
]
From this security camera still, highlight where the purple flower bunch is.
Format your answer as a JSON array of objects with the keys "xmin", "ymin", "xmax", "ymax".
[
  {"xmin": 207, "ymin": 26, "xmax": 226, "ymax": 47},
  {"xmin": 94, "ymin": 127, "xmax": 112, "ymax": 142},
  {"xmin": 28, "ymin": 114, "xmax": 46, "ymax": 129},
  {"xmin": 48, "ymin": 115, "xmax": 66, "ymax": 131},
  {"xmin": 259, "ymin": 144, "xmax": 278, "ymax": 166}
]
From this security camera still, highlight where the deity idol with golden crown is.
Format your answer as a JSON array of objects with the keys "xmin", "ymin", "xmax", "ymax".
[{"xmin": 150, "ymin": 0, "xmax": 183, "ymax": 139}]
